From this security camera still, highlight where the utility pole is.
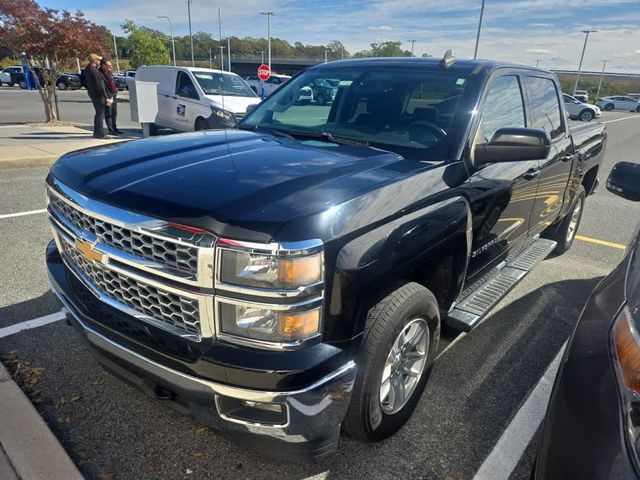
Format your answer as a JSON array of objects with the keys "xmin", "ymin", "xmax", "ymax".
[
  {"xmin": 158, "ymin": 16, "xmax": 176, "ymax": 66},
  {"xmin": 324, "ymin": 50, "xmax": 328, "ymax": 63},
  {"xmin": 187, "ymin": 0, "xmax": 194, "ymax": 66},
  {"xmin": 209, "ymin": 46, "xmax": 212, "ymax": 69},
  {"xmin": 261, "ymin": 50, "xmax": 264, "ymax": 64},
  {"xmin": 595, "ymin": 59, "xmax": 609, "ymax": 101},
  {"xmin": 219, "ymin": 46, "xmax": 225, "ymax": 71},
  {"xmin": 227, "ymin": 37, "xmax": 231, "ymax": 71},
  {"xmin": 113, "ymin": 34, "xmax": 121, "ymax": 72},
  {"xmin": 260, "ymin": 11, "xmax": 274, "ymax": 70},
  {"xmin": 535, "ymin": 59, "xmax": 542, "ymax": 67},
  {"xmin": 574, "ymin": 29, "xmax": 597, "ymax": 95},
  {"xmin": 473, "ymin": 0, "xmax": 485, "ymax": 59},
  {"xmin": 407, "ymin": 39, "xmax": 416, "ymax": 55}
]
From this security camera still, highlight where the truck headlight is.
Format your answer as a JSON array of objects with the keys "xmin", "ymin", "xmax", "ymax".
[
  {"xmin": 218, "ymin": 249, "xmax": 323, "ymax": 290},
  {"xmin": 218, "ymin": 301, "xmax": 321, "ymax": 343}
]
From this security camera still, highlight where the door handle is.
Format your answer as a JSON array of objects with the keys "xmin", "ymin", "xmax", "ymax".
[
  {"xmin": 523, "ymin": 169, "xmax": 539, "ymax": 180},
  {"xmin": 561, "ymin": 154, "xmax": 575, "ymax": 162}
]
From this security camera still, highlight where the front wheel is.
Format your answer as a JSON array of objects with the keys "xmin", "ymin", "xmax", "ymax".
[
  {"xmin": 604, "ymin": 103, "xmax": 614, "ymax": 111},
  {"xmin": 19, "ymin": 80, "xmax": 26, "ymax": 89},
  {"xmin": 579, "ymin": 109, "xmax": 594, "ymax": 122},
  {"xmin": 636, "ymin": 106, "xmax": 640, "ymax": 113},
  {"xmin": 56, "ymin": 80, "xmax": 67, "ymax": 90},
  {"xmin": 344, "ymin": 282, "xmax": 440, "ymax": 442},
  {"xmin": 195, "ymin": 118, "xmax": 208, "ymax": 131},
  {"xmin": 546, "ymin": 186, "xmax": 585, "ymax": 255}
]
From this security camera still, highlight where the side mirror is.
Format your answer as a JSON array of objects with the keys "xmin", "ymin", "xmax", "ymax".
[
  {"xmin": 475, "ymin": 128, "xmax": 551, "ymax": 164},
  {"xmin": 607, "ymin": 162, "xmax": 640, "ymax": 201},
  {"xmin": 245, "ymin": 103, "xmax": 258, "ymax": 114}
]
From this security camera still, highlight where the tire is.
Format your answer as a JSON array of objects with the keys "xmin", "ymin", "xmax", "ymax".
[
  {"xmin": 8, "ymin": 82, "xmax": 14, "ymax": 87},
  {"xmin": 604, "ymin": 103, "xmax": 614, "ymax": 111},
  {"xmin": 343, "ymin": 282, "xmax": 440, "ymax": 442},
  {"xmin": 546, "ymin": 185, "xmax": 585, "ymax": 255},
  {"xmin": 56, "ymin": 80, "xmax": 67, "ymax": 90},
  {"xmin": 19, "ymin": 80, "xmax": 26, "ymax": 89},
  {"xmin": 578, "ymin": 109, "xmax": 594, "ymax": 122},
  {"xmin": 316, "ymin": 93, "xmax": 327, "ymax": 106},
  {"xmin": 636, "ymin": 106, "xmax": 640, "ymax": 113},
  {"xmin": 195, "ymin": 118, "xmax": 208, "ymax": 131}
]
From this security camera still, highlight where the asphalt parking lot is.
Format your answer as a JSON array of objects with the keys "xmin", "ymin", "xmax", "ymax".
[{"xmin": 1, "ymin": 86, "xmax": 640, "ymax": 479}]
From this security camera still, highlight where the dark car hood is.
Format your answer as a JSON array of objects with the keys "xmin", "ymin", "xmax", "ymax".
[{"xmin": 49, "ymin": 130, "xmax": 414, "ymax": 241}]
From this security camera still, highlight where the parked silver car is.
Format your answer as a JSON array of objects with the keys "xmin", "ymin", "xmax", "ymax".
[
  {"xmin": 0, "ymin": 65, "xmax": 22, "ymax": 86},
  {"xmin": 573, "ymin": 89, "xmax": 589, "ymax": 103},
  {"xmin": 595, "ymin": 96, "xmax": 640, "ymax": 112},
  {"xmin": 563, "ymin": 94, "xmax": 600, "ymax": 121}
]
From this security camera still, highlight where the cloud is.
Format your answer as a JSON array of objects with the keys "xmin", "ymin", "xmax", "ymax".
[
  {"xmin": 366, "ymin": 25, "xmax": 393, "ymax": 31},
  {"xmin": 526, "ymin": 48, "xmax": 551, "ymax": 54}
]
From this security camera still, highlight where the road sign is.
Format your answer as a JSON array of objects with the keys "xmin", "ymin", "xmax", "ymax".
[{"xmin": 258, "ymin": 64, "xmax": 271, "ymax": 81}]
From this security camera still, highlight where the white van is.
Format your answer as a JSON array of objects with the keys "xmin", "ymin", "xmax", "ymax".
[{"xmin": 135, "ymin": 66, "xmax": 260, "ymax": 132}]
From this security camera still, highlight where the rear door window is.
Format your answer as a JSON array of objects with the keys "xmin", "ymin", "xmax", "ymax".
[
  {"xmin": 525, "ymin": 76, "xmax": 564, "ymax": 140},
  {"xmin": 478, "ymin": 75, "xmax": 526, "ymax": 143}
]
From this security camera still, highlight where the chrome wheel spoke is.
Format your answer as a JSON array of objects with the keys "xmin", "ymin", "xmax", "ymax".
[
  {"xmin": 405, "ymin": 322, "xmax": 426, "ymax": 348},
  {"xmin": 391, "ymin": 376, "xmax": 405, "ymax": 407}
]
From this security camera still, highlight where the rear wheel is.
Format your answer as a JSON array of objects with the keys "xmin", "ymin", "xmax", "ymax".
[
  {"xmin": 546, "ymin": 186, "xmax": 585, "ymax": 255},
  {"xmin": 8, "ymin": 82, "xmax": 14, "ymax": 87},
  {"xmin": 604, "ymin": 103, "xmax": 614, "ymax": 111},
  {"xmin": 56, "ymin": 80, "xmax": 67, "ymax": 90},
  {"xmin": 578, "ymin": 109, "xmax": 594, "ymax": 122},
  {"xmin": 19, "ymin": 80, "xmax": 26, "ymax": 89},
  {"xmin": 344, "ymin": 282, "xmax": 439, "ymax": 442}
]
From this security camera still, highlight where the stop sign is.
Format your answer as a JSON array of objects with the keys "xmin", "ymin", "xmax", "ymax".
[{"xmin": 257, "ymin": 64, "xmax": 271, "ymax": 81}]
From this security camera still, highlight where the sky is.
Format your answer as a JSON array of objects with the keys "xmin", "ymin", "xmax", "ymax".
[{"xmin": 39, "ymin": 0, "xmax": 640, "ymax": 73}]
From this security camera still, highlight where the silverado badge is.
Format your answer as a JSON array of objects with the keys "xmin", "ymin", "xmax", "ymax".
[{"xmin": 75, "ymin": 240, "xmax": 105, "ymax": 264}]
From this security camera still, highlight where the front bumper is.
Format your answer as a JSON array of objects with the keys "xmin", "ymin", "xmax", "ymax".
[{"xmin": 47, "ymin": 243, "xmax": 356, "ymax": 462}]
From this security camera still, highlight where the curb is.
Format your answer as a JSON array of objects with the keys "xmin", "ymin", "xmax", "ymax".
[
  {"xmin": 0, "ymin": 156, "xmax": 58, "ymax": 171},
  {"xmin": 0, "ymin": 362, "xmax": 83, "ymax": 480}
]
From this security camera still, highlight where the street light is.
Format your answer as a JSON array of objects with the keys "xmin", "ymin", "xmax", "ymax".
[
  {"xmin": 407, "ymin": 39, "xmax": 417, "ymax": 55},
  {"xmin": 158, "ymin": 16, "xmax": 176, "ymax": 66},
  {"xmin": 187, "ymin": 0, "xmax": 194, "ymax": 67},
  {"xmin": 474, "ymin": 0, "xmax": 486, "ymax": 59},
  {"xmin": 573, "ymin": 29, "xmax": 597, "ymax": 95},
  {"xmin": 535, "ymin": 59, "xmax": 542, "ymax": 67},
  {"xmin": 595, "ymin": 59, "xmax": 609, "ymax": 101},
  {"xmin": 260, "ymin": 11, "xmax": 274, "ymax": 70}
]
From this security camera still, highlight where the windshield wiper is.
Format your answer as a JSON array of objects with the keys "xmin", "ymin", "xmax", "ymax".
[
  {"xmin": 235, "ymin": 124, "xmax": 296, "ymax": 140},
  {"xmin": 285, "ymin": 129, "xmax": 370, "ymax": 148}
]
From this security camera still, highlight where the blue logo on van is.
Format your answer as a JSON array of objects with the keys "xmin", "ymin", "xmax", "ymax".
[{"xmin": 177, "ymin": 104, "xmax": 186, "ymax": 117}]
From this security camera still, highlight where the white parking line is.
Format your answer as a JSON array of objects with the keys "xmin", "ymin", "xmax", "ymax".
[
  {"xmin": 0, "ymin": 310, "xmax": 66, "ymax": 339},
  {"xmin": 0, "ymin": 208, "xmax": 46, "ymax": 220},
  {"xmin": 472, "ymin": 343, "xmax": 567, "ymax": 480},
  {"xmin": 602, "ymin": 115, "xmax": 640, "ymax": 124}
]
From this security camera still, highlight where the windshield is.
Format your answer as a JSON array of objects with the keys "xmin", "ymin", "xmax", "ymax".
[
  {"xmin": 238, "ymin": 67, "xmax": 469, "ymax": 160},
  {"xmin": 192, "ymin": 71, "xmax": 256, "ymax": 97}
]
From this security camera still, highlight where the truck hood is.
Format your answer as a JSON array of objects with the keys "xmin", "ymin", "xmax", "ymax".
[
  {"xmin": 205, "ymin": 95, "xmax": 260, "ymax": 114},
  {"xmin": 49, "ymin": 129, "xmax": 411, "ymax": 241}
]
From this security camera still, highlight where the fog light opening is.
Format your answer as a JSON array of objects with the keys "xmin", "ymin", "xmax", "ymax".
[{"xmin": 216, "ymin": 394, "xmax": 288, "ymax": 426}]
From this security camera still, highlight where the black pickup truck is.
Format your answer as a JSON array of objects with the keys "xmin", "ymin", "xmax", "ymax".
[{"xmin": 45, "ymin": 56, "xmax": 605, "ymax": 461}]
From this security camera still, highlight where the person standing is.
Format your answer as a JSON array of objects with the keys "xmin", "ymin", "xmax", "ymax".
[
  {"xmin": 83, "ymin": 53, "xmax": 111, "ymax": 139},
  {"xmin": 100, "ymin": 59, "xmax": 121, "ymax": 135}
]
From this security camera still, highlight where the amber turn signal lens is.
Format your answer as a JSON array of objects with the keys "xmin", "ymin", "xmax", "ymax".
[
  {"xmin": 278, "ymin": 255, "xmax": 322, "ymax": 287},
  {"xmin": 614, "ymin": 307, "xmax": 640, "ymax": 393},
  {"xmin": 277, "ymin": 310, "xmax": 320, "ymax": 340}
]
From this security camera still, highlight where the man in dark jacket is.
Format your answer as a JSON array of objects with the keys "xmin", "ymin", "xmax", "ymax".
[
  {"xmin": 84, "ymin": 53, "xmax": 111, "ymax": 139},
  {"xmin": 100, "ymin": 59, "xmax": 121, "ymax": 135}
]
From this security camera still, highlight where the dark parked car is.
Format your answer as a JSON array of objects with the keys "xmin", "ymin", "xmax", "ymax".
[
  {"xmin": 308, "ymin": 77, "xmax": 338, "ymax": 105},
  {"xmin": 535, "ymin": 161, "xmax": 640, "ymax": 479},
  {"xmin": 45, "ymin": 57, "xmax": 605, "ymax": 461},
  {"xmin": 11, "ymin": 67, "xmax": 81, "ymax": 90}
]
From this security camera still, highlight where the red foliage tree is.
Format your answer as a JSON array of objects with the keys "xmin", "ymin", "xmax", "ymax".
[{"xmin": 0, "ymin": 0, "xmax": 110, "ymax": 121}]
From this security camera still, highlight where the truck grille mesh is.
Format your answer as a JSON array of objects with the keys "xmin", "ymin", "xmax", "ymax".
[
  {"xmin": 49, "ymin": 194, "xmax": 198, "ymax": 275},
  {"xmin": 60, "ymin": 241, "xmax": 201, "ymax": 337}
]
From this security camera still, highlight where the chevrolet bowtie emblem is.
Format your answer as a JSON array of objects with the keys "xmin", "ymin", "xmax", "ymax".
[{"xmin": 75, "ymin": 240, "xmax": 105, "ymax": 264}]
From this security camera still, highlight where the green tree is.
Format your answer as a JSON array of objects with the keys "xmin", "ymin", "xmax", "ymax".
[
  {"xmin": 353, "ymin": 41, "xmax": 413, "ymax": 58},
  {"xmin": 121, "ymin": 20, "xmax": 170, "ymax": 68}
]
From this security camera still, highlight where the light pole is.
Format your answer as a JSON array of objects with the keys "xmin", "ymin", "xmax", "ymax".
[
  {"xmin": 187, "ymin": 0, "xmax": 194, "ymax": 67},
  {"xmin": 595, "ymin": 59, "xmax": 609, "ymax": 101},
  {"xmin": 535, "ymin": 59, "xmax": 542, "ymax": 67},
  {"xmin": 261, "ymin": 50, "xmax": 264, "ymax": 64},
  {"xmin": 260, "ymin": 11, "xmax": 274, "ymax": 70},
  {"xmin": 573, "ymin": 29, "xmax": 597, "ymax": 95},
  {"xmin": 158, "ymin": 16, "xmax": 176, "ymax": 66},
  {"xmin": 474, "ymin": 0, "xmax": 485, "ymax": 59},
  {"xmin": 113, "ymin": 34, "xmax": 121, "ymax": 73},
  {"xmin": 407, "ymin": 39, "xmax": 416, "ymax": 55},
  {"xmin": 227, "ymin": 38, "xmax": 231, "ymax": 71},
  {"xmin": 219, "ymin": 46, "xmax": 225, "ymax": 71},
  {"xmin": 324, "ymin": 50, "xmax": 328, "ymax": 63}
]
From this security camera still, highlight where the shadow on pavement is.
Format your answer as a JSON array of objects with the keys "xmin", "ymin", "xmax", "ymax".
[{"xmin": 0, "ymin": 290, "xmax": 61, "ymax": 329}]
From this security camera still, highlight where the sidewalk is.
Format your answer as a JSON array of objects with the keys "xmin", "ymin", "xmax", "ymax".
[
  {"xmin": 0, "ymin": 123, "xmax": 138, "ymax": 170},
  {"xmin": 0, "ymin": 362, "xmax": 83, "ymax": 480}
]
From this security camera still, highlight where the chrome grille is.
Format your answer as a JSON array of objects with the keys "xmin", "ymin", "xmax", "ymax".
[
  {"xmin": 49, "ymin": 194, "xmax": 198, "ymax": 275},
  {"xmin": 60, "ymin": 240, "xmax": 201, "ymax": 337}
]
